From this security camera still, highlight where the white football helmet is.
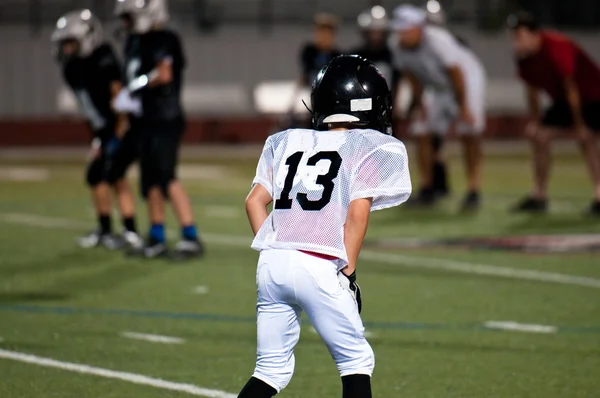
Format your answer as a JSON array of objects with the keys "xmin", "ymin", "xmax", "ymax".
[
  {"xmin": 357, "ymin": 5, "xmax": 389, "ymax": 31},
  {"xmin": 51, "ymin": 9, "xmax": 103, "ymax": 58},
  {"xmin": 114, "ymin": 0, "xmax": 169, "ymax": 33},
  {"xmin": 425, "ymin": 0, "xmax": 447, "ymax": 26}
]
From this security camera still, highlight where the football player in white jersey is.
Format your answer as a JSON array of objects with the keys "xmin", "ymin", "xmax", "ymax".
[
  {"xmin": 390, "ymin": 5, "xmax": 487, "ymax": 210},
  {"xmin": 237, "ymin": 55, "xmax": 412, "ymax": 398}
]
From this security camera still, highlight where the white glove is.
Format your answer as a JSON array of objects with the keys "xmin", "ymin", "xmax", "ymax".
[{"xmin": 112, "ymin": 88, "xmax": 142, "ymax": 116}]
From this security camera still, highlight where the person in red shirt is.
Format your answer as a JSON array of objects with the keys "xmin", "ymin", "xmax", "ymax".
[{"xmin": 509, "ymin": 12, "xmax": 600, "ymax": 215}]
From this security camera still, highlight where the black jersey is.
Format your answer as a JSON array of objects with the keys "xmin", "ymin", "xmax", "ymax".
[
  {"xmin": 124, "ymin": 29, "xmax": 185, "ymax": 122},
  {"xmin": 300, "ymin": 43, "xmax": 341, "ymax": 86},
  {"xmin": 351, "ymin": 45, "xmax": 399, "ymax": 88},
  {"xmin": 62, "ymin": 44, "xmax": 122, "ymax": 138}
]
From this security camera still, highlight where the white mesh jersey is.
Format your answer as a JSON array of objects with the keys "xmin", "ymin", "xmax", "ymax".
[{"xmin": 250, "ymin": 128, "xmax": 412, "ymax": 266}]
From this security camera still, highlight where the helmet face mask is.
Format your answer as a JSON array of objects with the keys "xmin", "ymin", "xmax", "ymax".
[
  {"xmin": 310, "ymin": 55, "xmax": 393, "ymax": 135},
  {"xmin": 51, "ymin": 9, "xmax": 103, "ymax": 62},
  {"xmin": 114, "ymin": 0, "xmax": 169, "ymax": 34}
]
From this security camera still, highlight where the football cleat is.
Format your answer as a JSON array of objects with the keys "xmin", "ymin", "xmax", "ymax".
[
  {"xmin": 77, "ymin": 230, "xmax": 123, "ymax": 250},
  {"xmin": 511, "ymin": 196, "xmax": 547, "ymax": 213},
  {"xmin": 171, "ymin": 238, "xmax": 205, "ymax": 261},
  {"xmin": 126, "ymin": 238, "xmax": 169, "ymax": 259},
  {"xmin": 405, "ymin": 187, "xmax": 437, "ymax": 207},
  {"xmin": 460, "ymin": 191, "xmax": 480, "ymax": 211},
  {"xmin": 122, "ymin": 231, "xmax": 144, "ymax": 250},
  {"xmin": 586, "ymin": 200, "xmax": 600, "ymax": 217}
]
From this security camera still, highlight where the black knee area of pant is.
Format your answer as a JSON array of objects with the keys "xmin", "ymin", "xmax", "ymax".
[
  {"xmin": 86, "ymin": 159, "xmax": 106, "ymax": 187},
  {"xmin": 342, "ymin": 374, "xmax": 372, "ymax": 398},
  {"xmin": 238, "ymin": 377, "xmax": 277, "ymax": 398},
  {"xmin": 140, "ymin": 175, "xmax": 174, "ymax": 199},
  {"xmin": 105, "ymin": 168, "xmax": 126, "ymax": 186},
  {"xmin": 432, "ymin": 135, "xmax": 444, "ymax": 153},
  {"xmin": 158, "ymin": 174, "xmax": 175, "ymax": 198}
]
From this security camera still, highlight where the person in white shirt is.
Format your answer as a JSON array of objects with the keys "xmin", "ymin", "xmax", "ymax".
[{"xmin": 390, "ymin": 4, "xmax": 486, "ymax": 210}]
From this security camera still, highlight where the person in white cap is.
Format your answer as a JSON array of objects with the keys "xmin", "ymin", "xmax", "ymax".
[{"xmin": 390, "ymin": 4, "xmax": 487, "ymax": 210}]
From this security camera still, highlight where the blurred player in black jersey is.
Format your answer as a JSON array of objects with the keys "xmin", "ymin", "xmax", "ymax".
[
  {"xmin": 114, "ymin": 0, "xmax": 204, "ymax": 260},
  {"xmin": 51, "ymin": 9, "xmax": 142, "ymax": 250},
  {"xmin": 285, "ymin": 13, "xmax": 342, "ymax": 128},
  {"xmin": 352, "ymin": 6, "xmax": 398, "ymax": 90}
]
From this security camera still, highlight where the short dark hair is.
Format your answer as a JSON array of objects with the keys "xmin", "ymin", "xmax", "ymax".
[
  {"xmin": 314, "ymin": 13, "xmax": 340, "ymax": 30},
  {"xmin": 507, "ymin": 11, "xmax": 540, "ymax": 31}
]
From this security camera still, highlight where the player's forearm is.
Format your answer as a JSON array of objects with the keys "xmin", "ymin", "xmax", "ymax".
[
  {"xmin": 448, "ymin": 66, "xmax": 467, "ymax": 111},
  {"xmin": 246, "ymin": 200, "xmax": 269, "ymax": 236},
  {"xmin": 128, "ymin": 61, "xmax": 172, "ymax": 92},
  {"xmin": 114, "ymin": 114, "xmax": 129, "ymax": 139},
  {"xmin": 526, "ymin": 85, "xmax": 541, "ymax": 121},
  {"xmin": 110, "ymin": 81, "xmax": 130, "ymax": 139},
  {"xmin": 564, "ymin": 78, "xmax": 584, "ymax": 127},
  {"xmin": 343, "ymin": 198, "xmax": 372, "ymax": 275}
]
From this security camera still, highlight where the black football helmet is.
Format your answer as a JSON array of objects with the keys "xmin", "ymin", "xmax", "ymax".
[{"xmin": 311, "ymin": 55, "xmax": 393, "ymax": 134}]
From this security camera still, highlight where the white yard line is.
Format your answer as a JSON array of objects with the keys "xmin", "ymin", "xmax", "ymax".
[
  {"xmin": 2, "ymin": 212, "xmax": 600, "ymax": 289},
  {"xmin": 0, "ymin": 167, "xmax": 49, "ymax": 182},
  {"xmin": 359, "ymin": 251, "xmax": 600, "ymax": 289},
  {"xmin": 309, "ymin": 327, "xmax": 375, "ymax": 338},
  {"xmin": 204, "ymin": 206, "xmax": 241, "ymax": 219},
  {"xmin": 120, "ymin": 331, "xmax": 185, "ymax": 344},
  {"xmin": 193, "ymin": 286, "xmax": 210, "ymax": 295},
  {"xmin": 0, "ymin": 348, "xmax": 236, "ymax": 397},
  {"xmin": 483, "ymin": 321, "xmax": 558, "ymax": 334},
  {"xmin": 0, "ymin": 213, "xmax": 88, "ymax": 230}
]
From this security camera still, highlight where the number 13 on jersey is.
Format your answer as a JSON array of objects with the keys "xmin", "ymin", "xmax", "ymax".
[{"xmin": 275, "ymin": 151, "xmax": 342, "ymax": 211}]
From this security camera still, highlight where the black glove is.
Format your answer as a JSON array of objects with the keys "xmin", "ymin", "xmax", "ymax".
[{"xmin": 338, "ymin": 271, "xmax": 362, "ymax": 314}]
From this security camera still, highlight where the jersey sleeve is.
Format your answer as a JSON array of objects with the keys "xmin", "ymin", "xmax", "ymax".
[
  {"xmin": 97, "ymin": 45, "xmax": 123, "ymax": 83},
  {"xmin": 428, "ymin": 28, "xmax": 462, "ymax": 67},
  {"xmin": 547, "ymin": 39, "xmax": 576, "ymax": 78},
  {"xmin": 251, "ymin": 138, "xmax": 274, "ymax": 197},
  {"xmin": 152, "ymin": 32, "xmax": 185, "ymax": 68},
  {"xmin": 350, "ymin": 141, "xmax": 412, "ymax": 211}
]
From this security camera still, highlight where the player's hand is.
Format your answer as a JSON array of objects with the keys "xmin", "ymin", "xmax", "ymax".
[
  {"xmin": 338, "ymin": 271, "xmax": 362, "ymax": 314},
  {"xmin": 113, "ymin": 88, "xmax": 142, "ymax": 115},
  {"xmin": 459, "ymin": 107, "xmax": 475, "ymax": 125}
]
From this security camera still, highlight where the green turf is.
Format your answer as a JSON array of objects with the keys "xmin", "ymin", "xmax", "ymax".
[{"xmin": 0, "ymin": 147, "xmax": 599, "ymax": 398}]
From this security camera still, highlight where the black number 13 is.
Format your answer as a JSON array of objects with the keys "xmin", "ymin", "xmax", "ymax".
[{"xmin": 274, "ymin": 151, "xmax": 342, "ymax": 211}]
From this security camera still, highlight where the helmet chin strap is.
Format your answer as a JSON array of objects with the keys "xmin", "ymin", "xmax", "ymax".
[{"xmin": 301, "ymin": 99, "xmax": 313, "ymax": 115}]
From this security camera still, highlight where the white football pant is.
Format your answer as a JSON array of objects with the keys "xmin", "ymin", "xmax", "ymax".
[{"xmin": 252, "ymin": 249, "xmax": 374, "ymax": 392}]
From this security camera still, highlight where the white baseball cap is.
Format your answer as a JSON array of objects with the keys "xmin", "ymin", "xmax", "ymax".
[{"xmin": 391, "ymin": 4, "xmax": 427, "ymax": 31}]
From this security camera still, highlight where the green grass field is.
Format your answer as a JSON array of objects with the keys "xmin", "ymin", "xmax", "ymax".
[{"xmin": 0, "ymin": 144, "xmax": 599, "ymax": 398}]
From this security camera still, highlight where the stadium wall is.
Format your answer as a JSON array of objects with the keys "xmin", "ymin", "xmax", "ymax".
[
  {"xmin": 0, "ymin": 116, "xmax": 530, "ymax": 146},
  {"xmin": 0, "ymin": 24, "xmax": 596, "ymax": 145}
]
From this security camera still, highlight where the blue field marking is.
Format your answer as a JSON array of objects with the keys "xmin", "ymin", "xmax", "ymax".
[{"xmin": 1, "ymin": 304, "xmax": 599, "ymax": 334}]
